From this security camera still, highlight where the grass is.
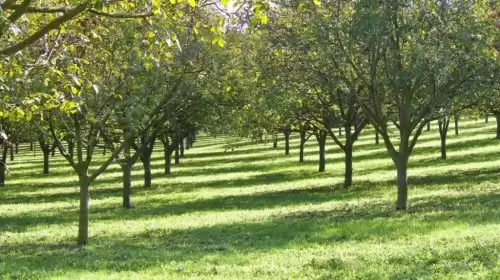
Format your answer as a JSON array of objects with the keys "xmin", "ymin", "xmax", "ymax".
[{"xmin": 1, "ymin": 119, "xmax": 500, "ymax": 279}]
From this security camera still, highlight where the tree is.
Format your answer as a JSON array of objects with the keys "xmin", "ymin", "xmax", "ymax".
[{"xmin": 332, "ymin": 0, "xmax": 494, "ymax": 209}]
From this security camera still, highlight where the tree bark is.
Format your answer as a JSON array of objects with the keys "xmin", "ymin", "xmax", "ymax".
[
  {"xmin": 77, "ymin": 174, "xmax": 90, "ymax": 246},
  {"xmin": 273, "ymin": 139, "xmax": 278, "ymax": 149},
  {"xmin": 43, "ymin": 149, "xmax": 50, "ymax": 175},
  {"xmin": 316, "ymin": 132, "xmax": 326, "ymax": 172},
  {"xmin": 375, "ymin": 131, "xmax": 379, "ymax": 144},
  {"xmin": 180, "ymin": 138, "xmax": 185, "ymax": 157},
  {"xmin": 0, "ymin": 147, "xmax": 6, "ymax": 186},
  {"xmin": 51, "ymin": 143, "xmax": 56, "ymax": 156},
  {"xmin": 338, "ymin": 126, "xmax": 342, "ymax": 136},
  {"xmin": 15, "ymin": 143, "xmax": 18, "ymax": 154},
  {"xmin": 175, "ymin": 143, "xmax": 180, "ymax": 164},
  {"xmin": 396, "ymin": 159, "xmax": 408, "ymax": 210},
  {"xmin": 454, "ymin": 114, "xmax": 459, "ymax": 136},
  {"xmin": 122, "ymin": 135, "xmax": 133, "ymax": 208},
  {"xmin": 438, "ymin": 118, "xmax": 450, "ymax": 160},
  {"xmin": 142, "ymin": 143, "xmax": 154, "ymax": 188},
  {"xmin": 165, "ymin": 148, "xmax": 172, "ymax": 175},
  {"xmin": 485, "ymin": 114, "xmax": 489, "ymax": 123},
  {"xmin": 9, "ymin": 145, "xmax": 14, "ymax": 161},
  {"xmin": 344, "ymin": 145, "xmax": 353, "ymax": 189},
  {"xmin": 121, "ymin": 163, "xmax": 133, "ymax": 208},
  {"xmin": 102, "ymin": 146, "xmax": 106, "ymax": 155},
  {"xmin": 30, "ymin": 141, "xmax": 33, "ymax": 151},
  {"xmin": 426, "ymin": 122, "xmax": 430, "ymax": 131},
  {"xmin": 299, "ymin": 131, "xmax": 306, "ymax": 162},
  {"xmin": 284, "ymin": 129, "xmax": 290, "ymax": 156},
  {"xmin": 496, "ymin": 113, "xmax": 500, "ymax": 140},
  {"xmin": 0, "ymin": 163, "xmax": 4, "ymax": 187}
]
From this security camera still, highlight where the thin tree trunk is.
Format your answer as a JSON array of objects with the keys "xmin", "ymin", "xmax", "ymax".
[
  {"xmin": 102, "ymin": 146, "xmax": 106, "ymax": 155},
  {"xmin": 0, "ymin": 154, "xmax": 5, "ymax": 187},
  {"xmin": 165, "ymin": 149, "xmax": 172, "ymax": 175},
  {"xmin": 43, "ymin": 150, "xmax": 50, "ymax": 174},
  {"xmin": 338, "ymin": 126, "xmax": 342, "ymax": 136},
  {"xmin": 142, "ymin": 146, "xmax": 153, "ymax": 188},
  {"xmin": 454, "ymin": 114, "xmax": 459, "ymax": 136},
  {"xmin": 485, "ymin": 114, "xmax": 489, "ymax": 123},
  {"xmin": 273, "ymin": 139, "xmax": 277, "ymax": 149},
  {"xmin": 122, "ymin": 163, "xmax": 133, "ymax": 208},
  {"xmin": 175, "ymin": 143, "xmax": 180, "ymax": 164},
  {"xmin": 284, "ymin": 130, "xmax": 290, "ymax": 156},
  {"xmin": 77, "ymin": 174, "xmax": 90, "ymax": 246},
  {"xmin": 438, "ymin": 118, "xmax": 449, "ymax": 160},
  {"xmin": 51, "ymin": 143, "xmax": 56, "ymax": 156},
  {"xmin": 427, "ymin": 122, "xmax": 430, "ymax": 131},
  {"xmin": 496, "ymin": 113, "xmax": 500, "ymax": 140},
  {"xmin": 122, "ymin": 135, "xmax": 133, "ymax": 208},
  {"xmin": 299, "ymin": 131, "xmax": 306, "ymax": 162},
  {"xmin": 0, "ymin": 163, "xmax": 4, "ymax": 187},
  {"xmin": 375, "ymin": 131, "xmax": 379, "ymax": 144},
  {"xmin": 344, "ymin": 145, "xmax": 353, "ymax": 189},
  {"xmin": 9, "ymin": 145, "xmax": 14, "ymax": 161},
  {"xmin": 316, "ymin": 132, "xmax": 326, "ymax": 172},
  {"xmin": 30, "ymin": 141, "xmax": 33, "ymax": 151},
  {"xmin": 396, "ymin": 159, "xmax": 408, "ymax": 210},
  {"xmin": 15, "ymin": 143, "xmax": 18, "ymax": 154},
  {"xmin": 180, "ymin": 138, "xmax": 185, "ymax": 157}
]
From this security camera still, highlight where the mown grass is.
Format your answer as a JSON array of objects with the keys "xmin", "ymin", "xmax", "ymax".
[{"xmin": 1, "ymin": 120, "xmax": 499, "ymax": 279}]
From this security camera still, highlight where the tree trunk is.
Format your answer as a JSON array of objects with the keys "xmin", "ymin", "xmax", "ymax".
[
  {"xmin": 122, "ymin": 163, "xmax": 133, "ymax": 208},
  {"xmin": 496, "ymin": 113, "xmax": 500, "ymax": 140},
  {"xmin": 273, "ymin": 139, "xmax": 277, "ymax": 149},
  {"xmin": 438, "ymin": 118, "xmax": 449, "ymax": 160},
  {"xmin": 454, "ymin": 114, "xmax": 459, "ymax": 136},
  {"xmin": 9, "ymin": 146, "xmax": 14, "ymax": 161},
  {"xmin": 142, "ymin": 149, "xmax": 153, "ymax": 188},
  {"xmin": 375, "ymin": 131, "xmax": 379, "ymax": 144},
  {"xmin": 165, "ymin": 148, "xmax": 172, "ymax": 175},
  {"xmin": 180, "ymin": 138, "xmax": 185, "ymax": 157},
  {"xmin": 426, "ymin": 122, "xmax": 430, "ymax": 131},
  {"xmin": 344, "ymin": 145, "xmax": 353, "ymax": 189},
  {"xmin": 316, "ymin": 132, "xmax": 326, "ymax": 173},
  {"xmin": 43, "ymin": 149, "xmax": 50, "ymax": 175},
  {"xmin": 396, "ymin": 159, "xmax": 408, "ymax": 210},
  {"xmin": 15, "ymin": 143, "xmax": 18, "ymax": 154},
  {"xmin": 102, "ymin": 146, "xmax": 106, "ymax": 155},
  {"xmin": 77, "ymin": 174, "xmax": 90, "ymax": 246},
  {"xmin": 0, "ymin": 145, "xmax": 7, "ymax": 186},
  {"xmin": 186, "ymin": 136, "xmax": 192, "ymax": 149},
  {"xmin": 338, "ymin": 126, "xmax": 342, "ymax": 136},
  {"xmin": 51, "ymin": 143, "xmax": 56, "ymax": 157},
  {"xmin": 299, "ymin": 131, "xmax": 306, "ymax": 162},
  {"xmin": 69, "ymin": 141, "xmax": 74, "ymax": 158},
  {"xmin": 30, "ymin": 141, "xmax": 33, "ymax": 151},
  {"xmin": 485, "ymin": 114, "xmax": 489, "ymax": 123},
  {"xmin": 284, "ymin": 130, "xmax": 290, "ymax": 156},
  {"xmin": 440, "ymin": 134, "xmax": 447, "ymax": 159},
  {"xmin": 0, "ymin": 163, "xmax": 4, "ymax": 187},
  {"xmin": 175, "ymin": 144, "xmax": 180, "ymax": 164}
]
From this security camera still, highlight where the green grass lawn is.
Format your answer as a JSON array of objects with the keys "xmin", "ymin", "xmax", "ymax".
[{"xmin": 1, "ymin": 120, "xmax": 500, "ymax": 279}]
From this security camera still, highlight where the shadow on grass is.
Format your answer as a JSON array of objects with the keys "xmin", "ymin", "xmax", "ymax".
[{"xmin": 1, "ymin": 190, "xmax": 500, "ymax": 278}]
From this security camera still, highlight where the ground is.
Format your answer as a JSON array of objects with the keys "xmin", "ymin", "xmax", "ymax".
[{"xmin": 1, "ymin": 120, "xmax": 500, "ymax": 279}]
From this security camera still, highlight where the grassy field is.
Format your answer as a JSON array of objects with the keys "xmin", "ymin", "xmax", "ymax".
[{"xmin": 1, "ymin": 120, "xmax": 500, "ymax": 279}]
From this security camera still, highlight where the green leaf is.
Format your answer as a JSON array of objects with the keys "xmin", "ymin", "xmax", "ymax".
[
  {"xmin": 260, "ymin": 15, "xmax": 268, "ymax": 25},
  {"xmin": 188, "ymin": 0, "xmax": 196, "ymax": 7},
  {"xmin": 220, "ymin": 0, "xmax": 230, "ymax": 7},
  {"xmin": 313, "ymin": 0, "xmax": 321, "ymax": 5}
]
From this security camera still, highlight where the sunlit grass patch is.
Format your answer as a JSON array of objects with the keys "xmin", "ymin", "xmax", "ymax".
[{"xmin": 0, "ymin": 119, "xmax": 499, "ymax": 279}]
